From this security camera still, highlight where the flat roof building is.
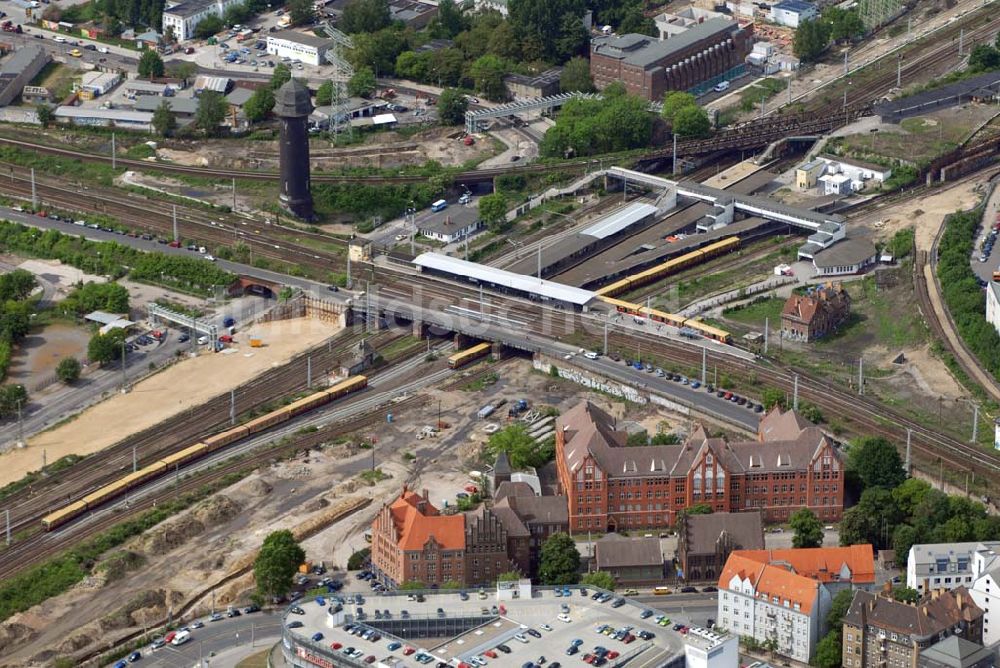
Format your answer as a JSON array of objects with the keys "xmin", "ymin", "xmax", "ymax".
[
  {"xmin": 162, "ymin": 0, "xmax": 244, "ymax": 41},
  {"xmin": 770, "ymin": 0, "xmax": 819, "ymax": 27},
  {"xmin": 134, "ymin": 95, "xmax": 199, "ymax": 116},
  {"xmin": 266, "ymin": 31, "xmax": 334, "ymax": 67},
  {"xmin": 504, "ymin": 68, "xmax": 563, "ymax": 99},
  {"xmin": 590, "ymin": 18, "xmax": 753, "ymax": 100},
  {"xmin": 54, "ymin": 106, "xmax": 154, "ymax": 132},
  {"xmin": 0, "ymin": 46, "xmax": 50, "ymax": 108}
]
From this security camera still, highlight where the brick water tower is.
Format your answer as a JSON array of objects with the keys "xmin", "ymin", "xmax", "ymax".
[{"xmin": 274, "ymin": 78, "xmax": 314, "ymax": 220}]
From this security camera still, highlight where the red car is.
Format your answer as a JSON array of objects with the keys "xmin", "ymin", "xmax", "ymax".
[
  {"xmin": 330, "ymin": 642, "xmax": 343, "ymax": 650},
  {"xmin": 623, "ymin": 634, "xmax": 635, "ymax": 643},
  {"xmin": 607, "ymin": 651, "xmax": 620, "ymax": 659},
  {"xmin": 464, "ymin": 484, "xmax": 478, "ymax": 493},
  {"xmin": 403, "ymin": 646, "xmax": 416, "ymax": 656},
  {"xmin": 680, "ymin": 626, "xmax": 690, "ymax": 634},
  {"xmin": 365, "ymin": 657, "xmax": 376, "ymax": 664},
  {"xmin": 583, "ymin": 654, "xmax": 596, "ymax": 664},
  {"xmin": 483, "ymin": 650, "xmax": 498, "ymax": 658}
]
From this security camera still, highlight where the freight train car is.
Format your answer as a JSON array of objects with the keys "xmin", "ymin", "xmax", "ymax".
[
  {"xmin": 42, "ymin": 376, "xmax": 370, "ymax": 531},
  {"xmin": 447, "ymin": 342, "xmax": 492, "ymax": 369},
  {"xmin": 594, "ymin": 237, "xmax": 740, "ymax": 297}
]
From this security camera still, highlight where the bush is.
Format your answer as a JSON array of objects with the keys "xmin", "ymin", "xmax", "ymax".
[
  {"xmin": 348, "ymin": 548, "xmax": 371, "ymax": 571},
  {"xmin": 55, "ymin": 357, "xmax": 81, "ymax": 384}
]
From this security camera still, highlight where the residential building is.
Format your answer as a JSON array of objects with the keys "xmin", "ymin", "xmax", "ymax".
[
  {"xmin": 676, "ymin": 511, "xmax": 764, "ymax": 582},
  {"xmin": 780, "ymin": 283, "xmax": 851, "ymax": 342},
  {"xmin": 918, "ymin": 636, "xmax": 996, "ymax": 668},
  {"xmin": 0, "ymin": 45, "xmax": 50, "ymax": 108},
  {"xmin": 492, "ymin": 479, "xmax": 568, "ymax": 577},
  {"xmin": 162, "ymin": 0, "xmax": 243, "ymax": 41},
  {"xmin": 730, "ymin": 545, "xmax": 876, "ymax": 594},
  {"xmin": 266, "ymin": 31, "xmax": 333, "ymax": 67},
  {"xmin": 684, "ymin": 628, "xmax": 739, "ymax": 668},
  {"xmin": 908, "ymin": 542, "xmax": 1000, "ymax": 594},
  {"xmin": 966, "ymin": 543, "xmax": 1000, "ymax": 646},
  {"xmin": 554, "ymin": 401, "xmax": 845, "ymax": 532},
  {"xmin": 842, "ymin": 585, "xmax": 984, "ymax": 668},
  {"xmin": 987, "ymin": 283, "xmax": 1000, "ymax": 337},
  {"xmin": 717, "ymin": 552, "xmax": 831, "ymax": 663},
  {"xmin": 504, "ymin": 68, "xmax": 562, "ymax": 99},
  {"xmin": 593, "ymin": 534, "xmax": 664, "ymax": 584},
  {"xmin": 769, "ymin": 0, "xmax": 818, "ymax": 27},
  {"xmin": 589, "ymin": 17, "xmax": 753, "ymax": 101},
  {"xmin": 416, "ymin": 209, "xmax": 484, "ymax": 244},
  {"xmin": 370, "ymin": 487, "xmax": 510, "ymax": 588}
]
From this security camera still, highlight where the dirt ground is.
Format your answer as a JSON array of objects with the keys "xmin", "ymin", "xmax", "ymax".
[
  {"xmin": 0, "ymin": 359, "xmax": 701, "ymax": 665},
  {"xmin": 7, "ymin": 323, "xmax": 90, "ymax": 388},
  {"xmin": 0, "ymin": 317, "xmax": 341, "ymax": 488},
  {"xmin": 15, "ymin": 258, "xmax": 106, "ymax": 292}
]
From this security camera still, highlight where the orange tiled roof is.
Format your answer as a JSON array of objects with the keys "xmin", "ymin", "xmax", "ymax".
[
  {"xmin": 388, "ymin": 489, "xmax": 465, "ymax": 552},
  {"xmin": 719, "ymin": 553, "xmax": 819, "ymax": 614},
  {"xmin": 733, "ymin": 545, "xmax": 875, "ymax": 585}
]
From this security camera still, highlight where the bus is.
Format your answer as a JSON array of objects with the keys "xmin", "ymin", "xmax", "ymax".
[
  {"xmin": 653, "ymin": 586, "xmax": 672, "ymax": 595},
  {"xmin": 430, "ymin": 199, "xmax": 448, "ymax": 213}
]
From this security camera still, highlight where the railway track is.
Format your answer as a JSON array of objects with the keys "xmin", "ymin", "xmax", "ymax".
[{"xmin": 0, "ymin": 327, "xmax": 406, "ymax": 543}]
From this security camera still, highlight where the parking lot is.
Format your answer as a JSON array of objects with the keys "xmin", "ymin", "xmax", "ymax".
[{"xmin": 285, "ymin": 586, "xmax": 688, "ymax": 668}]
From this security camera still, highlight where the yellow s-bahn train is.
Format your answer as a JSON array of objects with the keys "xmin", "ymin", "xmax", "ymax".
[
  {"xmin": 41, "ymin": 375, "xmax": 368, "ymax": 531},
  {"xmin": 595, "ymin": 237, "xmax": 740, "ymax": 298},
  {"xmin": 599, "ymin": 296, "xmax": 732, "ymax": 344},
  {"xmin": 447, "ymin": 342, "xmax": 492, "ymax": 369}
]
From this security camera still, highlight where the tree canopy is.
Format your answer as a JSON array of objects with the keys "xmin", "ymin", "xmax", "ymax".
[
  {"xmin": 673, "ymin": 105, "xmax": 711, "ymax": 138},
  {"xmin": 540, "ymin": 90, "xmax": 652, "ymax": 158},
  {"xmin": 254, "ymin": 530, "xmax": 305, "ymax": 598},
  {"xmin": 270, "ymin": 63, "xmax": 292, "ymax": 90},
  {"xmin": 849, "ymin": 436, "xmax": 907, "ymax": 489},
  {"xmin": 469, "ymin": 55, "xmax": 511, "ymax": 102},
  {"xmin": 88, "ymin": 328, "xmax": 126, "ymax": 366},
  {"xmin": 288, "ymin": 0, "xmax": 314, "ymax": 25},
  {"xmin": 793, "ymin": 19, "xmax": 831, "ymax": 62},
  {"xmin": 195, "ymin": 91, "xmax": 228, "ymax": 135},
  {"xmin": 539, "ymin": 532, "xmax": 581, "ymax": 585},
  {"xmin": 138, "ymin": 50, "xmax": 164, "ymax": 79},
  {"xmin": 244, "ymin": 87, "xmax": 275, "ymax": 124},
  {"xmin": 62, "ymin": 282, "xmax": 129, "ymax": 316},
  {"xmin": 581, "ymin": 571, "xmax": 616, "ymax": 591},
  {"xmin": 0, "ymin": 270, "xmax": 35, "ymax": 302},
  {"xmin": 194, "ymin": 15, "xmax": 224, "ymax": 39},
  {"xmin": 56, "ymin": 357, "xmax": 81, "ymax": 384},
  {"xmin": 348, "ymin": 66, "xmax": 377, "ymax": 98},
  {"xmin": 152, "ymin": 100, "xmax": 177, "ymax": 137},
  {"xmin": 790, "ymin": 508, "xmax": 824, "ymax": 548},
  {"xmin": 0, "ymin": 384, "xmax": 27, "ymax": 419},
  {"xmin": 508, "ymin": 0, "xmax": 586, "ymax": 62},
  {"xmin": 478, "ymin": 193, "xmax": 508, "ymax": 232},
  {"xmin": 484, "ymin": 424, "xmax": 553, "ymax": 469},
  {"xmin": 437, "ymin": 88, "xmax": 468, "ymax": 125},
  {"xmin": 560, "ymin": 57, "xmax": 594, "ymax": 93},
  {"xmin": 315, "ymin": 81, "xmax": 334, "ymax": 107},
  {"xmin": 341, "ymin": 0, "xmax": 390, "ymax": 33}
]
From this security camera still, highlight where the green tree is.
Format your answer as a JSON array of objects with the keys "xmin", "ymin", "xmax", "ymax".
[
  {"xmin": 315, "ymin": 80, "xmax": 334, "ymax": 107},
  {"xmin": 892, "ymin": 524, "xmax": 918, "ymax": 568},
  {"xmin": 508, "ymin": 0, "xmax": 586, "ymax": 62},
  {"xmin": 484, "ymin": 423, "xmax": 553, "ymax": 469},
  {"xmin": 193, "ymin": 15, "xmax": 224, "ymax": 39},
  {"xmin": 152, "ymin": 99, "xmax": 178, "ymax": 137},
  {"xmin": 789, "ymin": 508, "xmax": 824, "ymax": 548},
  {"xmin": 270, "ymin": 63, "xmax": 292, "ymax": 91},
  {"xmin": 87, "ymin": 328, "xmax": 126, "ymax": 366},
  {"xmin": 839, "ymin": 487, "xmax": 902, "ymax": 550},
  {"xmin": 824, "ymin": 7, "xmax": 864, "ymax": 42},
  {"xmin": 254, "ymin": 530, "xmax": 305, "ymax": 599},
  {"xmin": 399, "ymin": 580, "xmax": 425, "ymax": 590},
  {"xmin": 0, "ymin": 270, "xmax": 36, "ymax": 302},
  {"xmin": 430, "ymin": 0, "xmax": 467, "ymax": 38},
  {"xmin": 437, "ymin": 87, "xmax": 468, "ymax": 125},
  {"xmin": 168, "ymin": 60, "xmax": 197, "ymax": 83},
  {"xmin": 478, "ymin": 193, "xmax": 508, "ymax": 232},
  {"xmin": 798, "ymin": 401, "xmax": 824, "ymax": 424},
  {"xmin": 288, "ymin": 0, "xmax": 315, "ymax": 25},
  {"xmin": 540, "ymin": 91, "xmax": 651, "ymax": 158},
  {"xmin": 686, "ymin": 503, "xmax": 713, "ymax": 515},
  {"xmin": 62, "ymin": 282, "xmax": 129, "ymax": 315},
  {"xmin": 827, "ymin": 588, "xmax": 854, "ymax": 628},
  {"xmin": 793, "ymin": 18, "xmax": 830, "ymax": 62},
  {"xmin": 969, "ymin": 44, "xmax": 1000, "ymax": 72},
  {"xmin": 559, "ymin": 56, "xmax": 593, "ymax": 93},
  {"xmin": 660, "ymin": 91, "xmax": 697, "ymax": 122},
  {"xmin": 626, "ymin": 430, "xmax": 649, "ymax": 446},
  {"xmin": 55, "ymin": 357, "xmax": 81, "ymax": 384},
  {"xmin": 137, "ymin": 49, "xmax": 165, "ymax": 79},
  {"xmin": 650, "ymin": 432, "xmax": 681, "ymax": 445},
  {"xmin": 813, "ymin": 631, "xmax": 842, "ymax": 668},
  {"xmin": 195, "ymin": 91, "xmax": 228, "ymax": 135},
  {"xmin": 498, "ymin": 571, "xmax": 521, "ymax": 582},
  {"xmin": 849, "ymin": 436, "xmax": 907, "ymax": 489},
  {"xmin": 892, "ymin": 478, "xmax": 931, "ymax": 517},
  {"xmin": 341, "ymin": 0, "xmax": 390, "ymax": 33},
  {"xmin": 672, "ymin": 105, "xmax": 711, "ymax": 138},
  {"xmin": 761, "ymin": 387, "xmax": 786, "ymax": 409},
  {"xmin": 539, "ymin": 532, "xmax": 581, "ymax": 585},
  {"xmin": 244, "ymin": 87, "xmax": 275, "ymax": 124},
  {"xmin": 581, "ymin": 570, "xmax": 616, "ymax": 591},
  {"xmin": 554, "ymin": 11, "xmax": 588, "ymax": 61},
  {"xmin": 469, "ymin": 54, "xmax": 510, "ymax": 102},
  {"xmin": 36, "ymin": 104, "xmax": 54, "ymax": 128},
  {"xmin": 893, "ymin": 586, "xmax": 919, "ymax": 603},
  {"xmin": 440, "ymin": 579, "xmax": 463, "ymax": 589},
  {"xmin": 346, "ymin": 28, "xmax": 408, "ymax": 76},
  {"xmin": 0, "ymin": 384, "xmax": 27, "ymax": 419},
  {"xmin": 348, "ymin": 66, "xmax": 377, "ymax": 98},
  {"xmin": 347, "ymin": 547, "xmax": 370, "ymax": 571},
  {"xmin": 223, "ymin": 2, "xmax": 251, "ymax": 26}
]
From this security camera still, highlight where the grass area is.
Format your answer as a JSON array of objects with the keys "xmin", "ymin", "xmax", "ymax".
[
  {"xmin": 829, "ymin": 115, "xmax": 968, "ymax": 165},
  {"xmin": 464, "ymin": 372, "xmax": 498, "ymax": 391},
  {"xmin": 722, "ymin": 296, "xmax": 785, "ymax": 326},
  {"xmin": 818, "ymin": 274, "xmax": 927, "ymax": 349},
  {"xmin": 736, "ymin": 78, "xmax": 788, "ymax": 113},
  {"xmin": 30, "ymin": 62, "xmax": 79, "ymax": 101},
  {"xmin": 375, "ymin": 336, "xmax": 420, "ymax": 360},
  {"xmin": 236, "ymin": 650, "xmax": 271, "ymax": 668},
  {"xmin": 359, "ymin": 468, "xmax": 389, "ymax": 485}
]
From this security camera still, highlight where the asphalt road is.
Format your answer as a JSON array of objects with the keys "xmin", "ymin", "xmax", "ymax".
[{"xmin": 136, "ymin": 612, "xmax": 282, "ymax": 667}]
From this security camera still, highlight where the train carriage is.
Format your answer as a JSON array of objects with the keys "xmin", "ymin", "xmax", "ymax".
[
  {"xmin": 593, "ymin": 236, "xmax": 740, "ymax": 298},
  {"xmin": 203, "ymin": 425, "xmax": 250, "ymax": 451},
  {"xmin": 685, "ymin": 319, "xmax": 732, "ymax": 344},
  {"xmin": 447, "ymin": 343, "xmax": 492, "ymax": 369},
  {"xmin": 41, "ymin": 499, "xmax": 88, "ymax": 531},
  {"xmin": 326, "ymin": 375, "xmax": 367, "ymax": 400},
  {"xmin": 645, "ymin": 308, "xmax": 687, "ymax": 328},
  {"xmin": 242, "ymin": 410, "xmax": 291, "ymax": 434},
  {"xmin": 160, "ymin": 443, "xmax": 209, "ymax": 469},
  {"xmin": 284, "ymin": 390, "xmax": 335, "ymax": 419}
]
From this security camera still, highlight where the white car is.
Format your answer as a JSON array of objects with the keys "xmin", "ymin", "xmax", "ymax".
[
  {"xmin": 98, "ymin": 46, "xmax": 110, "ymax": 53},
  {"xmin": 395, "ymin": 234, "xmax": 406, "ymax": 241},
  {"xmin": 513, "ymin": 633, "xmax": 529, "ymax": 643},
  {"xmin": 204, "ymin": 254, "xmax": 216, "ymax": 262},
  {"xmin": 540, "ymin": 624, "xmax": 552, "ymax": 631},
  {"xmin": 558, "ymin": 613, "xmax": 572, "ymax": 623}
]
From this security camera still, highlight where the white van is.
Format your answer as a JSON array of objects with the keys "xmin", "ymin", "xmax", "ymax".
[
  {"xmin": 458, "ymin": 192, "xmax": 471, "ymax": 205},
  {"xmin": 584, "ymin": 351, "xmax": 599, "ymax": 360},
  {"xmin": 713, "ymin": 81, "xmax": 730, "ymax": 93},
  {"xmin": 171, "ymin": 630, "xmax": 191, "ymax": 646}
]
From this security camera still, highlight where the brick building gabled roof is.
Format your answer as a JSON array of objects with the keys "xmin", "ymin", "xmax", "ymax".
[
  {"xmin": 720, "ymin": 552, "xmax": 820, "ymax": 614},
  {"xmin": 844, "ymin": 587, "xmax": 983, "ymax": 640},
  {"xmin": 731, "ymin": 545, "xmax": 875, "ymax": 586},
  {"xmin": 387, "ymin": 487, "xmax": 465, "ymax": 551},
  {"xmin": 758, "ymin": 406, "xmax": 813, "ymax": 441},
  {"xmin": 683, "ymin": 511, "xmax": 765, "ymax": 555}
]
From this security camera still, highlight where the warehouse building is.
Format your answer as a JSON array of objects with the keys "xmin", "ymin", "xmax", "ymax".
[
  {"xmin": 0, "ymin": 46, "xmax": 50, "ymax": 108},
  {"xmin": 266, "ymin": 31, "xmax": 334, "ymax": 67},
  {"xmin": 77, "ymin": 71, "xmax": 123, "ymax": 99},
  {"xmin": 134, "ymin": 95, "xmax": 200, "ymax": 118},
  {"xmin": 53, "ymin": 107, "xmax": 154, "ymax": 132},
  {"xmin": 769, "ymin": 0, "xmax": 818, "ymax": 27},
  {"xmin": 590, "ymin": 17, "xmax": 753, "ymax": 100},
  {"xmin": 162, "ymin": 0, "xmax": 243, "ymax": 41}
]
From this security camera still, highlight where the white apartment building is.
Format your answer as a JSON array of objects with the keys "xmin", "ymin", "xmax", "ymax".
[
  {"xmin": 907, "ymin": 542, "xmax": 1000, "ymax": 594},
  {"xmin": 162, "ymin": 0, "xmax": 243, "ymax": 41},
  {"xmin": 717, "ymin": 553, "xmax": 830, "ymax": 663},
  {"xmin": 266, "ymin": 31, "xmax": 333, "ymax": 67},
  {"xmin": 964, "ymin": 542, "xmax": 1000, "ymax": 645},
  {"xmin": 684, "ymin": 628, "xmax": 739, "ymax": 668},
  {"xmin": 987, "ymin": 282, "xmax": 1000, "ymax": 336}
]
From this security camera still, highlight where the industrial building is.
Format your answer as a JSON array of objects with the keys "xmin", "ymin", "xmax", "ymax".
[
  {"xmin": 53, "ymin": 107, "xmax": 154, "ymax": 132},
  {"xmin": 124, "ymin": 80, "xmax": 177, "ymax": 98},
  {"xmin": 503, "ymin": 68, "xmax": 562, "ymax": 99},
  {"xmin": 266, "ymin": 31, "xmax": 334, "ymax": 67},
  {"xmin": 388, "ymin": 0, "xmax": 439, "ymax": 29},
  {"xmin": 0, "ymin": 46, "xmax": 50, "ymax": 108},
  {"xmin": 77, "ymin": 71, "xmax": 122, "ymax": 99},
  {"xmin": 590, "ymin": 17, "xmax": 753, "ymax": 100},
  {"xmin": 769, "ymin": 0, "xmax": 818, "ymax": 27},
  {"xmin": 134, "ymin": 95, "xmax": 200, "ymax": 118},
  {"xmin": 161, "ymin": 0, "xmax": 244, "ymax": 41}
]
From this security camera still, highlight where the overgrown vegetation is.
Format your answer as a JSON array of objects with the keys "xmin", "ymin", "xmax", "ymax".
[{"xmin": 540, "ymin": 83, "xmax": 652, "ymax": 158}]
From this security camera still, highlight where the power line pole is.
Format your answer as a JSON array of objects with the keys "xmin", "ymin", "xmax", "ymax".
[
  {"xmin": 307, "ymin": 356, "xmax": 312, "ymax": 389},
  {"xmin": 537, "ymin": 244, "xmax": 542, "ymax": 279},
  {"xmin": 603, "ymin": 321, "xmax": 608, "ymax": 356},
  {"xmin": 16, "ymin": 399, "xmax": 23, "ymax": 448},
  {"xmin": 858, "ymin": 358, "xmax": 864, "ymax": 395},
  {"xmin": 5, "ymin": 509, "xmax": 9, "ymax": 546},
  {"xmin": 133, "ymin": 445, "xmax": 137, "ymax": 473},
  {"xmin": 701, "ymin": 347, "xmax": 707, "ymax": 386},
  {"xmin": 173, "ymin": 205, "xmax": 178, "ymax": 242},
  {"xmin": 121, "ymin": 337, "xmax": 127, "ymax": 392},
  {"xmin": 111, "ymin": 132, "xmax": 116, "ymax": 170},
  {"xmin": 905, "ymin": 428, "xmax": 912, "ymax": 472},
  {"xmin": 230, "ymin": 389, "xmax": 236, "ymax": 425},
  {"xmin": 672, "ymin": 134, "xmax": 678, "ymax": 175},
  {"xmin": 972, "ymin": 403, "xmax": 980, "ymax": 443},
  {"xmin": 30, "ymin": 168, "xmax": 36, "ymax": 209},
  {"xmin": 793, "ymin": 374, "xmax": 799, "ymax": 410},
  {"xmin": 763, "ymin": 317, "xmax": 769, "ymax": 355},
  {"xmin": 232, "ymin": 177, "xmax": 237, "ymax": 211}
]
